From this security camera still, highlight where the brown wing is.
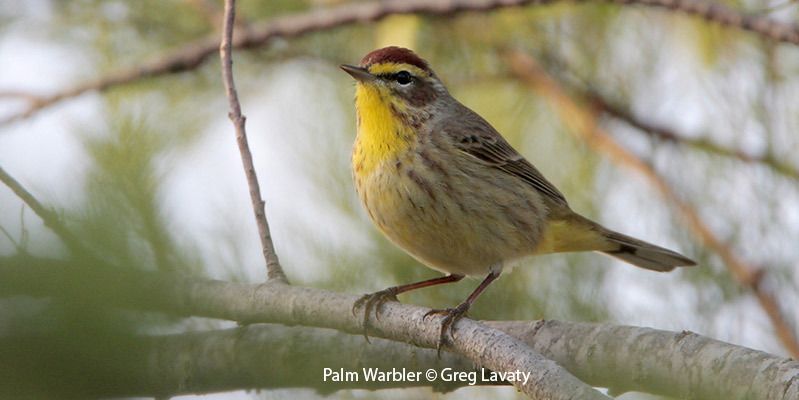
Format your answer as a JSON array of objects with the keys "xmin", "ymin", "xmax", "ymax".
[{"xmin": 443, "ymin": 105, "xmax": 568, "ymax": 206}]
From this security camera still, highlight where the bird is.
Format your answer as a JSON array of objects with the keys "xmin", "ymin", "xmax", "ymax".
[{"xmin": 340, "ymin": 46, "xmax": 695, "ymax": 349}]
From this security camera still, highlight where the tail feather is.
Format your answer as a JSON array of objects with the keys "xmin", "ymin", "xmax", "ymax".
[
  {"xmin": 600, "ymin": 230, "xmax": 696, "ymax": 272},
  {"xmin": 538, "ymin": 213, "xmax": 696, "ymax": 272}
]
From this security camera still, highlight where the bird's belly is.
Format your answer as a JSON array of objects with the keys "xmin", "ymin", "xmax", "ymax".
[{"xmin": 355, "ymin": 158, "xmax": 547, "ymax": 276}]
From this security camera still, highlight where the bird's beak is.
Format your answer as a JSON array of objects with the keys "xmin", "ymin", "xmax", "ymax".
[{"xmin": 340, "ymin": 64, "xmax": 375, "ymax": 82}]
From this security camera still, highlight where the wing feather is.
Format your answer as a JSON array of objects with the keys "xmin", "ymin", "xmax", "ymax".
[{"xmin": 442, "ymin": 106, "xmax": 568, "ymax": 206}]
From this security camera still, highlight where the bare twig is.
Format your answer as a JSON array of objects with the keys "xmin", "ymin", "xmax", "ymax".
[
  {"xmin": 0, "ymin": 90, "xmax": 45, "ymax": 103},
  {"xmin": 605, "ymin": 0, "xmax": 799, "ymax": 43},
  {"xmin": 506, "ymin": 51, "xmax": 799, "ymax": 359},
  {"xmin": 583, "ymin": 90, "xmax": 799, "ymax": 182},
  {"xmin": 0, "ymin": 166, "xmax": 86, "ymax": 255},
  {"xmin": 220, "ymin": 0, "xmax": 286, "ymax": 283},
  {"xmin": 2, "ymin": 0, "xmax": 798, "ymax": 128},
  {"xmin": 1, "ymin": 258, "xmax": 797, "ymax": 398},
  {"xmin": 0, "ymin": 224, "xmax": 19, "ymax": 251}
]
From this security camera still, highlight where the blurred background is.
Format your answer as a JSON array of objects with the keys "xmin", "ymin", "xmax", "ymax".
[{"xmin": 0, "ymin": 0, "xmax": 798, "ymax": 398}]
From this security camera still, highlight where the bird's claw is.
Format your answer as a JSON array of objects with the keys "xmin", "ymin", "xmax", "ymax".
[
  {"xmin": 352, "ymin": 288, "xmax": 399, "ymax": 342},
  {"xmin": 423, "ymin": 302, "xmax": 470, "ymax": 357}
]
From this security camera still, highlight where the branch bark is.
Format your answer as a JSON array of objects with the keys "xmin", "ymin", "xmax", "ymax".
[
  {"xmin": 138, "ymin": 324, "xmax": 496, "ymax": 397},
  {"xmin": 0, "ymin": 257, "xmax": 607, "ymax": 399},
  {"xmin": 219, "ymin": 0, "xmax": 286, "ymax": 283},
  {"xmin": 492, "ymin": 320, "xmax": 799, "ymax": 399},
  {"xmin": 143, "ymin": 322, "xmax": 799, "ymax": 398},
  {"xmin": 2, "ymin": 0, "xmax": 798, "ymax": 127},
  {"xmin": 505, "ymin": 50, "xmax": 799, "ymax": 359},
  {"xmin": 0, "ymin": 258, "xmax": 796, "ymax": 398}
]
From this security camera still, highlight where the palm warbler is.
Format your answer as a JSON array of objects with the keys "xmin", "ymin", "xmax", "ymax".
[{"xmin": 341, "ymin": 47, "xmax": 695, "ymax": 344}]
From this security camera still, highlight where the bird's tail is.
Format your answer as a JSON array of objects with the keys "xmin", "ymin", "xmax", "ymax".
[
  {"xmin": 599, "ymin": 229, "xmax": 696, "ymax": 272},
  {"xmin": 537, "ymin": 213, "xmax": 696, "ymax": 272}
]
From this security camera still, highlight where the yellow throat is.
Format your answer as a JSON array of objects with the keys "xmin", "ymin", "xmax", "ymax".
[{"xmin": 352, "ymin": 81, "xmax": 414, "ymax": 176}]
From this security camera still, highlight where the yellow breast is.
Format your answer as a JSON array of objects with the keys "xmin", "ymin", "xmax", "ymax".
[{"xmin": 351, "ymin": 83, "xmax": 414, "ymax": 177}]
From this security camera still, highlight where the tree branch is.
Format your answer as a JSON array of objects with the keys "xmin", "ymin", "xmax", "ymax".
[
  {"xmin": 2, "ymin": 0, "xmax": 798, "ymax": 127},
  {"xmin": 505, "ymin": 50, "xmax": 799, "ymax": 359},
  {"xmin": 219, "ymin": 0, "xmax": 286, "ymax": 283},
  {"xmin": 143, "ymin": 322, "xmax": 799, "ymax": 398},
  {"xmin": 0, "ymin": 258, "xmax": 796, "ymax": 398},
  {"xmin": 606, "ymin": 0, "xmax": 799, "ymax": 44},
  {"xmin": 581, "ymin": 89, "xmax": 799, "ymax": 182},
  {"xmin": 0, "ymin": 257, "xmax": 607, "ymax": 399},
  {"xmin": 0, "ymin": 166, "xmax": 86, "ymax": 255},
  {"xmin": 136, "ymin": 324, "xmax": 496, "ymax": 396},
  {"xmin": 491, "ymin": 320, "xmax": 799, "ymax": 399},
  {"xmin": 0, "ymin": 322, "xmax": 494, "ymax": 397}
]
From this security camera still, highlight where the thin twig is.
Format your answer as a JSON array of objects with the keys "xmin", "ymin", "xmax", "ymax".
[
  {"xmin": 535, "ymin": 52, "xmax": 799, "ymax": 180},
  {"xmin": 2, "ymin": 0, "xmax": 798, "ymax": 128},
  {"xmin": 0, "ymin": 166, "xmax": 86, "ymax": 255},
  {"xmin": 0, "ymin": 90, "xmax": 44, "ymax": 103},
  {"xmin": 506, "ymin": 51, "xmax": 799, "ymax": 359},
  {"xmin": 582, "ymin": 89, "xmax": 799, "ymax": 182},
  {"xmin": 0, "ymin": 224, "xmax": 19, "ymax": 251},
  {"xmin": 219, "ymin": 0, "xmax": 286, "ymax": 283},
  {"xmin": 605, "ymin": 0, "xmax": 799, "ymax": 43}
]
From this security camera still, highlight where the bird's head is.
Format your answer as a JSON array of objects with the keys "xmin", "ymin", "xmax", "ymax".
[{"xmin": 341, "ymin": 47, "xmax": 448, "ymax": 119}]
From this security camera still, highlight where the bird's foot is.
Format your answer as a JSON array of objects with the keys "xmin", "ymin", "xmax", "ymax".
[
  {"xmin": 423, "ymin": 301, "xmax": 471, "ymax": 357},
  {"xmin": 352, "ymin": 287, "xmax": 399, "ymax": 342}
]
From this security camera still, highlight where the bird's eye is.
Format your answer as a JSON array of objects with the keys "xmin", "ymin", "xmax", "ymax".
[{"xmin": 394, "ymin": 71, "xmax": 412, "ymax": 85}]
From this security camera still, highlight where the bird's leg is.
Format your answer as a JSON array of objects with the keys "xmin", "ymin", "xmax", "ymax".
[
  {"xmin": 353, "ymin": 274, "xmax": 464, "ymax": 342},
  {"xmin": 424, "ymin": 270, "xmax": 501, "ymax": 356}
]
